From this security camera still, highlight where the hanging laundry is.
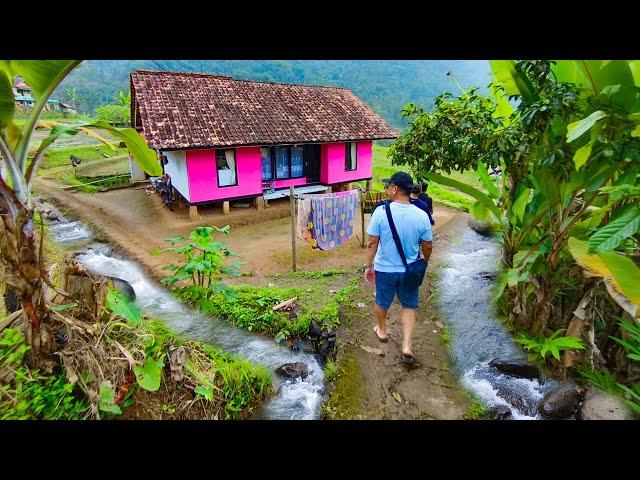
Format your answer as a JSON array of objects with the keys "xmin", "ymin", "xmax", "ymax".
[{"xmin": 299, "ymin": 189, "xmax": 358, "ymax": 251}]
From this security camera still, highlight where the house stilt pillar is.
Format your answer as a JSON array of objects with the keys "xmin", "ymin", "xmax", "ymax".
[
  {"xmin": 366, "ymin": 179, "xmax": 372, "ymax": 191},
  {"xmin": 189, "ymin": 206, "xmax": 202, "ymax": 222},
  {"xmin": 223, "ymin": 201, "xmax": 230, "ymax": 215},
  {"xmin": 255, "ymin": 196, "xmax": 265, "ymax": 211}
]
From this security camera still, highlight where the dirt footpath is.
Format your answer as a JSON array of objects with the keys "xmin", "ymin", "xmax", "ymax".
[
  {"xmin": 326, "ymin": 212, "xmax": 473, "ymax": 420},
  {"xmin": 35, "ymin": 179, "xmax": 472, "ymax": 419}
]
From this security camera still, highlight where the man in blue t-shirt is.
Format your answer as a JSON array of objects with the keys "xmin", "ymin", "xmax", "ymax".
[{"xmin": 364, "ymin": 172, "xmax": 433, "ymax": 364}]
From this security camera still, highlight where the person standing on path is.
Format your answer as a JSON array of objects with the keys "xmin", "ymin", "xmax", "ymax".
[
  {"xmin": 363, "ymin": 172, "xmax": 433, "ymax": 363},
  {"xmin": 418, "ymin": 182, "xmax": 434, "ymax": 216}
]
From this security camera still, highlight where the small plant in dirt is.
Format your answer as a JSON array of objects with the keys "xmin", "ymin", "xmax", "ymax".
[
  {"xmin": 153, "ymin": 225, "xmax": 241, "ymax": 299},
  {"xmin": 515, "ymin": 329, "xmax": 585, "ymax": 364},
  {"xmin": 463, "ymin": 391, "xmax": 487, "ymax": 420},
  {"xmin": 324, "ymin": 360, "xmax": 341, "ymax": 382}
]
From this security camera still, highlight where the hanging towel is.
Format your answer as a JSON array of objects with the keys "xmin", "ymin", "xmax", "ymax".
[{"xmin": 301, "ymin": 189, "xmax": 358, "ymax": 251}]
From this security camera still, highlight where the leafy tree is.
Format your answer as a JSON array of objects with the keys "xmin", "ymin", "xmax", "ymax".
[
  {"xmin": 62, "ymin": 86, "xmax": 80, "ymax": 109},
  {"xmin": 391, "ymin": 60, "xmax": 640, "ymax": 336},
  {"xmin": 95, "ymin": 104, "xmax": 130, "ymax": 125},
  {"xmin": 0, "ymin": 60, "xmax": 162, "ymax": 352}
]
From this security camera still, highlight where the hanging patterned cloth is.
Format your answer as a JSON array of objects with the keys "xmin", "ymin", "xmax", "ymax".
[{"xmin": 298, "ymin": 190, "xmax": 358, "ymax": 251}]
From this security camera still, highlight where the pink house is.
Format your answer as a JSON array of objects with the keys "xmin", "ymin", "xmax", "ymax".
[{"xmin": 130, "ymin": 70, "xmax": 397, "ymax": 212}]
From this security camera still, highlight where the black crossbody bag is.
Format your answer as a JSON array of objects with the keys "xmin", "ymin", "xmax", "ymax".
[{"xmin": 383, "ymin": 200, "xmax": 428, "ymax": 289}]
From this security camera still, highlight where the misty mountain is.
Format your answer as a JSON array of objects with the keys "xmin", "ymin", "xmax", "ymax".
[{"xmin": 57, "ymin": 60, "xmax": 492, "ymax": 130}]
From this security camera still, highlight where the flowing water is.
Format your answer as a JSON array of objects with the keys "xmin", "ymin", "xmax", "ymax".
[
  {"xmin": 436, "ymin": 225, "xmax": 561, "ymax": 419},
  {"xmin": 50, "ymin": 220, "xmax": 324, "ymax": 420}
]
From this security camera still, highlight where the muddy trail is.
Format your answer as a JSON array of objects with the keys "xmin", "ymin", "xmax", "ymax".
[{"xmin": 326, "ymin": 212, "xmax": 473, "ymax": 419}]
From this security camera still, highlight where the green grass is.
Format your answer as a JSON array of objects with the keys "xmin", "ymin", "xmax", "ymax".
[
  {"xmin": 463, "ymin": 391, "xmax": 488, "ymax": 420},
  {"xmin": 174, "ymin": 271, "xmax": 361, "ymax": 342},
  {"xmin": 39, "ymin": 144, "xmax": 126, "ymax": 171},
  {"xmin": 371, "ymin": 142, "xmax": 479, "ymax": 212}
]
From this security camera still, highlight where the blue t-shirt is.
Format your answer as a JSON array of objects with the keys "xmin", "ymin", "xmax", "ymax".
[{"xmin": 366, "ymin": 201, "xmax": 433, "ymax": 273}]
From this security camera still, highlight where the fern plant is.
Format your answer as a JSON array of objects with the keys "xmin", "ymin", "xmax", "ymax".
[{"xmin": 515, "ymin": 329, "xmax": 585, "ymax": 362}]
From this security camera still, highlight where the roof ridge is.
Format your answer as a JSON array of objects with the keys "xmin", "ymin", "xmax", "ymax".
[{"xmin": 131, "ymin": 69, "xmax": 350, "ymax": 91}]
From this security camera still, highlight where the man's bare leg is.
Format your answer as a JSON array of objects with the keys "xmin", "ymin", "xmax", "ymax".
[
  {"xmin": 400, "ymin": 307, "xmax": 417, "ymax": 356},
  {"xmin": 374, "ymin": 304, "xmax": 388, "ymax": 340}
]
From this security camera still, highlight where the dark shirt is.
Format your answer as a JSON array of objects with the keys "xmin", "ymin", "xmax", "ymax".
[
  {"xmin": 373, "ymin": 199, "xmax": 435, "ymax": 225},
  {"xmin": 418, "ymin": 193, "xmax": 433, "ymax": 215}
]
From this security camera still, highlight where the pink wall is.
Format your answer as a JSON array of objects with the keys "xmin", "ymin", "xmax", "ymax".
[
  {"xmin": 185, "ymin": 141, "xmax": 373, "ymax": 203},
  {"xmin": 186, "ymin": 147, "xmax": 262, "ymax": 203},
  {"xmin": 273, "ymin": 178, "xmax": 307, "ymax": 188},
  {"xmin": 320, "ymin": 141, "xmax": 372, "ymax": 184}
]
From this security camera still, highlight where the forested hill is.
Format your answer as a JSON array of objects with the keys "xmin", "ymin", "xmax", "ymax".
[{"xmin": 58, "ymin": 60, "xmax": 492, "ymax": 130}]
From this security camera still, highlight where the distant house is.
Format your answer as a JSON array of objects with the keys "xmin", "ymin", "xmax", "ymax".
[
  {"xmin": 59, "ymin": 102, "xmax": 77, "ymax": 115},
  {"xmin": 12, "ymin": 76, "xmax": 68, "ymax": 112},
  {"xmin": 130, "ymin": 70, "xmax": 397, "ymax": 214}
]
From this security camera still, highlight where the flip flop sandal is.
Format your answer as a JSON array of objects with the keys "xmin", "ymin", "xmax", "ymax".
[{"xmin": 373, "ymin": 326, "xmax": 389, "ymax": 343}]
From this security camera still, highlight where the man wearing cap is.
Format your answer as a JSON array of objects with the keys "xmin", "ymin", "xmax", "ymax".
[{"xmin": 364, "ymin": 172, "xmax": 433, "ymax": 364}]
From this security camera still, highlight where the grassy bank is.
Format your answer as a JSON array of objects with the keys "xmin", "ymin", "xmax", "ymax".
[{"xmin": 174, "ymin": 268, "xmax": 361, "ymax": 342}]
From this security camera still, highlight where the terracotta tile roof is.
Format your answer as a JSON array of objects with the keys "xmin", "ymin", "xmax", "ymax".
[{"xmin": 130, "ymin": 70, "xmax": 398, "ymax": 150}]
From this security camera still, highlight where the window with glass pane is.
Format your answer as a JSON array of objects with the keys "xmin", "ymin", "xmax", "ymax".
[
  {"xmin": 345, "ymin": 142, "xmax": 357, "ymax": 171},
  {"xmin": 261, "ymin": 147, "xmax": 272, "ymax": 180},
  {"xmin": 216, "ymin": 149, "xmax": 237, "ymax": 187},
  {"xmin": 291, "ymin": 146, "xmax": 304, "ymax": 177},
  {"xmin": 275, "ymin": 146, "xmax": 289, "ymax": 179}
]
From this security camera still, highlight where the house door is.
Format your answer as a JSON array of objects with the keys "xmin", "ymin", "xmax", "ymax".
[{"xmin": 303, "ymin": 144, "xmax": 320, "ymax": 183}]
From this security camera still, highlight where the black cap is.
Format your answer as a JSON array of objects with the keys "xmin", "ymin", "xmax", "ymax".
[{"xmin": 382, "ymin": 172, "xmax": 414, "ymax": 193}]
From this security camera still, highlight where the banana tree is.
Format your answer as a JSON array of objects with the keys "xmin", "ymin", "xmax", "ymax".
[{"xmin": 0, "ymin": 60, "xmax": 162, "ymax": 351}]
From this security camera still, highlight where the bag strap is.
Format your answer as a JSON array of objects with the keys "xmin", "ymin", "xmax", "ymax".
[{"xmin": 383, "ymin": 200, "xmax": 409, "ymax": 270}]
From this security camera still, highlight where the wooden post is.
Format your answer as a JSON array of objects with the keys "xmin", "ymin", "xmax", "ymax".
[
  {"xmin": 256, "ymin": 195, "xmax": 264, "ymax": 211},
  {"xmin": 189, "ymin": 205, "xmax": 202, "ymax": 222},
  {"xmin": 290, "ymin": 186, "xmax": 296, "ymax": 273},
  {"xmin": 366, "ymin": 179, "xmax": 372, "ymax": 191},
  {"xmin": 223, "ymin": 201, "xmax": 230, "ymax": 215},
  {"xmin": 360, "ymin": 191, "xmax": 365, "ymax": 248}
]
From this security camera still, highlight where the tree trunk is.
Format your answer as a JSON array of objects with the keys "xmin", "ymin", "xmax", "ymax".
[{"xmin": 0, "ymin": 198, "xmax": 49, "ymax": 351}]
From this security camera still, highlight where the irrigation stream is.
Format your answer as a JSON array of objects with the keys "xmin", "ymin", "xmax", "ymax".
[
  {"xmin": 49, "ymin": 219, "xmax": 324, "ymax": 420},
  {"xmin": 436, "ymin": 223, "xmax": 567, "ymax": 419}
]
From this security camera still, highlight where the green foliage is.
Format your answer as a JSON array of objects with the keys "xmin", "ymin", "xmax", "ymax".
[
  {"xmin": 292, "ymin": 268, "xmax": 347, "ymax": 279},
  {"xmin": 134, "ymin": 358, "xmax": 164, "ymax": 392},
  {"xmin": 617, "ymin": 383, "xmax": 640, "ymax": 415},
  {"xmin": 177, "ymin": 284, "xmax": 301, "ymax": 339},
  {"xmin": 0, "ymin": 328, "xmax": 89, "ymax": 419},
  {"xmin": 324, "ymin": 360, "xmax": 341, "ymax": 382},
  {"xmin": 612, "ymin": 318, "xmax": 640, "ymax": 363},
  {"xmin": 587, "ymin": 206, "xmax": 640, "ymax": 253},
  {"xmin": 98, "ymin": 380, "xmax": 122, "ymax": 416},
  {"xmin": 577, "ymin": 366, "xmax": 624, "ymax": 396},
  {"xmin": 95, "ymin": 104, "xmax": 130, "ymax": 125},
  {"xmin": 440, "ymin": 324, "xmax": 453, "ymax": 344},
  {"xmin": 463, "ymin": 391, "xmax": 487, "ymax": 420},
  {"xmin": 131, "ymin": 319, "xmax": 272, "ymax": 419},
  {"xmin": 106, "ymin": 289, "xmax": 142, "ymax": 324},
  {"xmin": 156, "ymin": 226, "xmax": 239, "ymax": 294},
  {"xmin": 515, "ymin": 329, "xmax": 585, "ymax": 362}
]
